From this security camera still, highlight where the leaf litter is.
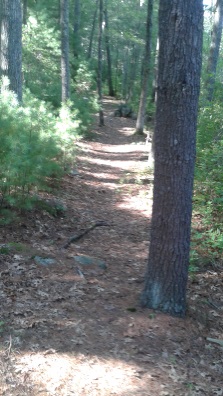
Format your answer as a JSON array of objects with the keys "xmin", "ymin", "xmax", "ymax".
[{"xmin": 0, "ymin": 97, "xmax": 222, "ymax": 395}]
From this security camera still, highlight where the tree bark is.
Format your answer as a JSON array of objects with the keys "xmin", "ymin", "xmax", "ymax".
[
  {"xmin": 205, "ymin": 0, "xmax": 223, "ymax": 102},
  {"xmin": 104, "ymin": 0, "xmax": 115, "ymax": 96},
  {"xmin": 135, "ymin": 0, "xmax": 153, "ymax": 134},
  {"xmin": 0, "ymin": 0, "xmax": 23, "ymax": 102},
  {"xmin": 60, "ymin": 0, "xmax": 70, "ymax": 102},
  {"xmin": 141, "ymin": 0, "xmax": 203, "ymax": 317},
  {"xmin": 98, "ymin": 0, "xmax": 104, "ymax": 126}
]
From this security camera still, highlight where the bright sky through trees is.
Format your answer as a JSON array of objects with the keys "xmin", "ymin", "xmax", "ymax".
[{"xmin": 203, "ymin": 0, "xmax": 213, "ymax": 5}]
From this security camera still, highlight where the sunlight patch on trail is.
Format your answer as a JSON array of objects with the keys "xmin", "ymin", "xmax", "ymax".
[
  {"xmin": 77, "ymin": 141, "xmax": 147, "ymax": 154},
  {"xmin": 117, "ymin": 191, "xmax": 152, "ymax": 218},
  {"xmin": 78, "ymin": 156, "xmax": 147, "ymax": 173},
  {"xmin": 15, "ymin": 353, "xmax": 154, "ymax": 395}
]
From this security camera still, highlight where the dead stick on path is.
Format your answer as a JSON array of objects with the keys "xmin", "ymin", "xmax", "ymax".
[
  {"xmin": 62, "ymin": 221, "xmax": 110, "ymax": 249},
  {"xmin": 206, "ymin": 338, "xmax": 223, "ymax": 347},
  {"xmin": 5, "ymin": 334, "xmax": 12, "ymax": 358}
]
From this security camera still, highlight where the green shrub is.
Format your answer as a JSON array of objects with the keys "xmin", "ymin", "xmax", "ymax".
[
  {"xmin": 0, "ymin": 79, "xmax": 62, "ymax": 207},
  {"xmin": 71, "ymin": 61, "xmax": 99, "ymax": 137},
  {"xmin": 192, "ymin": 103, "xmax": 223, "ymax": 263},
  {"xmin": 0, "ymin": 78, "xmax": 85, "ymax": 215}
]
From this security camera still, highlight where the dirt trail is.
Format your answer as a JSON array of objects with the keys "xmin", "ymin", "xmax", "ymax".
[{"xmin": 0, "ymin": 97, "xmax": 222, "ymax": 396}]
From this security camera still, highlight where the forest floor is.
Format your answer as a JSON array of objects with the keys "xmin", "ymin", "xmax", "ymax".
[{"xmin": 0, "ymin": 97, "xmax": 222, "ymax": 396}]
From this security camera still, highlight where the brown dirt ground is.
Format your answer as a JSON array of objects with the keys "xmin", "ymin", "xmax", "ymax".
[{"xmin": 0, "ymin": 97, "xmax": 222, "ymax": 396}]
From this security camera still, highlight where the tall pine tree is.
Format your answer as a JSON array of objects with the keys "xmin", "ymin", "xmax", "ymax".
[
  {"xmin": 141, "ymin": 0, "xmax": 203, "ymax": 317},
  {"xmin": 0, "ymin": 0, "xmax": 23, "ymax": 102}
]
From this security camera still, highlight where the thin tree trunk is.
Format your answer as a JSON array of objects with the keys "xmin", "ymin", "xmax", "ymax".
[
  {"xmin": 205, "ymin": 0, "xmax": 223, "ymax": 101},
  {"xmin": 135, "ymin": 0, "xmax": 153, "ymax": 134},
  {"xmin": 0, "ymin": 0, "xmax": 23, "ymax": 102},
  {"xmin": 73, "ymin": 0, "xmax": 81, "ymax": 57},
  {"xmin": 98, "ymin": 0, "xmax": 104, "ymax": 126},
  {"xmin": 60, "ymin": 0, "xmax": 70, "ymax": 102},
  {"xmin": 87, "ymin": 0, "xmax": 98, "ymax": 60},
  {"xmin": 149, "ymin": 37, "xmax": 159, "ymax": 166},
  {"xmin": 151, "ymin": 37, "xmax": 159, "ymax": 103},
  {"xmin": 114, "ymin": 47, "xmax": 119, "ymax": 94},
  {"xmin": 141, "ymin": 0, "xmax": 203, "ymax": 317},
  {"xmin": 122, "ymin": 47, "xmax": 129, "ymax": 101},
  {"xmin": 126, "ymin": 44, "xmax": 141, "ymax": 102},
  {"xmin": 104, "ymin": 0, "xmax": 114, "ymax": 96}
]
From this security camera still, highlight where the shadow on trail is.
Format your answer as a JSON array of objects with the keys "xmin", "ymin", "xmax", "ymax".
[{"xmin": 0, "ymin": 98, "xmax": 220, "ymax": 396}]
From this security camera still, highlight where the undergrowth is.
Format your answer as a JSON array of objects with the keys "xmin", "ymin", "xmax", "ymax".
[
  {"xmin": 191, "ymin": 103, "xmax": 223, "ymax": 268},
  {"xmin": 0, "ymin": 4, "xmax": 98, "ymax": 224},
  {"xmin": 0, "ymin": 77, "xmax": 94, "ymax": 223}
]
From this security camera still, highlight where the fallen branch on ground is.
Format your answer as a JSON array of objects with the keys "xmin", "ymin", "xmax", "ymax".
[
  {"xmin": 62, "ymin": 221, "xmax": 110, "ymax": 249},
  {"xmin": 206, "ymin": 338, "xmax": 223, "ymax": 347}
]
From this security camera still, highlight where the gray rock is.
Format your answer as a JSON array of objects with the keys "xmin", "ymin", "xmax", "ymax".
[
  {"xmin": 73, "ymin": 255, "xmax": 107, "ymax": 270},
  {"xmin": 114, "ymin": 103, "xmax": 134, "ymax": 118},
  {"xmin": 34, "ymin": 256, "xmax": 56, "ymax": 266}
]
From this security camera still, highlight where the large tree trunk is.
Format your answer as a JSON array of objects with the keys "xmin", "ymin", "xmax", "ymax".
[
  {"xmin": 0, "ymin": 0, "xmax": 23, "ymax": 102},
  {"xmin": 60, "ymin": 0, "xmax": 70, "ymax": 102},
  {"xmin": 205, "ymin": 0, "xmax": 223, "ymax": 102},
  {"xmin": 141, "ymin": 0, "xmax": 203, "ymax": 317},
  {"xmin": 135, "ymin": 0, "xmax": 153, "ymax": 135},
  {"xmin": 98, "ymin": 0, "xmax": 104, "ymax": 126},
  {"xmin": 73, "ymin": 0, "xmax": 81, "ymax": 58},
  {"xmin": 104, "ymin": 0, "xmax": 114, "ymax": 97}
]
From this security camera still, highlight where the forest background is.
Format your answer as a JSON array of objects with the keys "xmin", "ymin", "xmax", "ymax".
[{"xmin": 0, "ymin": 0, "xmax": 223, "ymax": 272}]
